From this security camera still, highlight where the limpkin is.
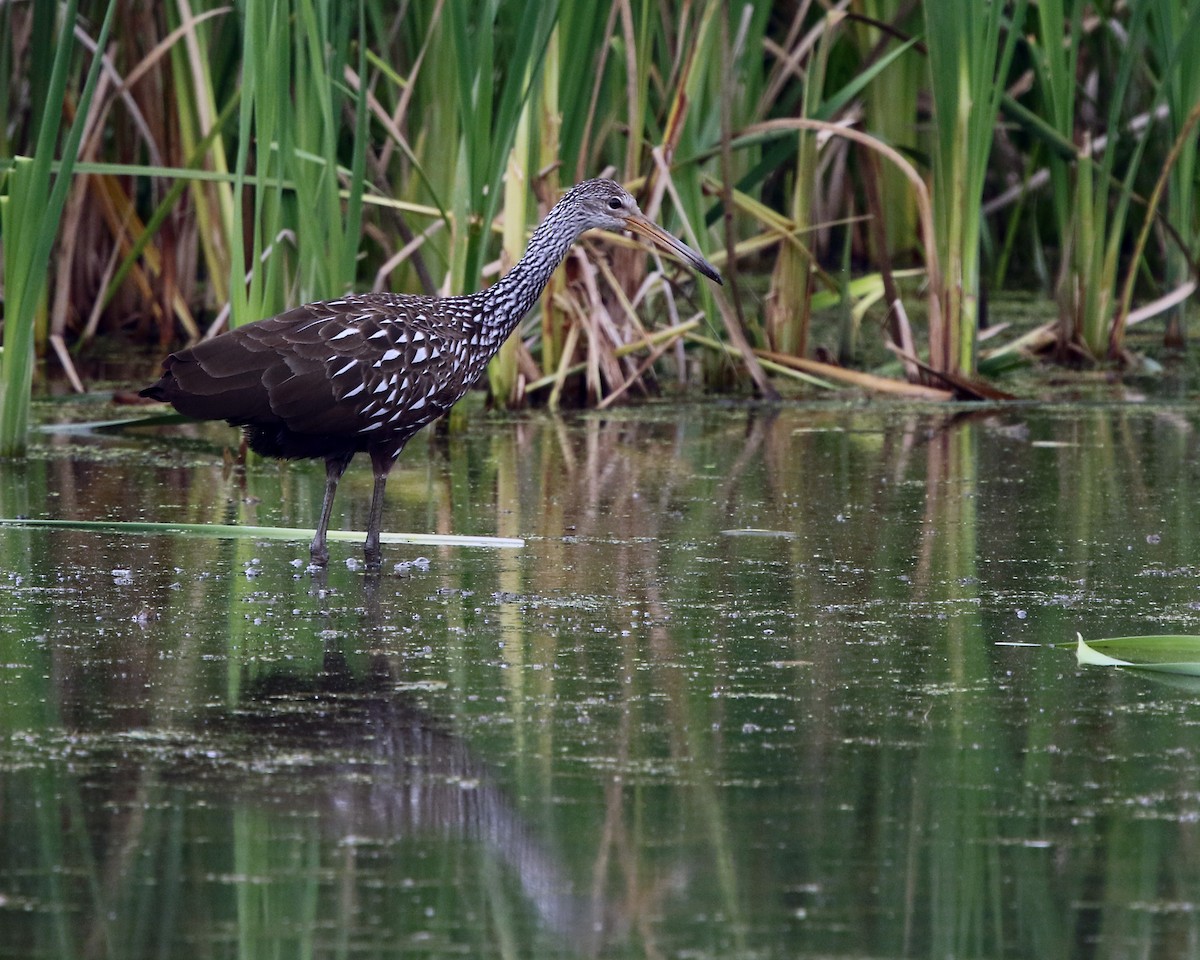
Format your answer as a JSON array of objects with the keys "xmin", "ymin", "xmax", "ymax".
[{"xmin": 141, "ymin": 178, "xmax": 723, "ymax": 569}]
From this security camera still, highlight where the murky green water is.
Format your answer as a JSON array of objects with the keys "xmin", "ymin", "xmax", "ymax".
[{"xmin": 4, "ymin": 402, "xmax": 1200, "ymax": 958}]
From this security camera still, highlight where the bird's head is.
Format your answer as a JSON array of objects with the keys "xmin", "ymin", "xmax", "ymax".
[{"xmin": 560, "ymin": 178, "xmax": 723, "ymax": 285}]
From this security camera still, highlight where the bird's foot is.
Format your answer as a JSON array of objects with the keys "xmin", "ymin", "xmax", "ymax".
[{"xmin": 309, "ymin": 539, "xmax": 330, "ymax": 567}]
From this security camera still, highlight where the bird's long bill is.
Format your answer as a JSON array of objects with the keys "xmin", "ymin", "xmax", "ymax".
[{"xmin": 625, "ymin": 214, "xmax": 723, "ymax": 285}]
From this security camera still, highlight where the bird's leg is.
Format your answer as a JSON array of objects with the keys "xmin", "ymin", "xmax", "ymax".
[
  {"xmin": 364, "ymin": 448, "xmax": 399, "ymax": 570},
  {"xmin": 311, "ymin": 452, "xmax": 353, "ymax": 566}
]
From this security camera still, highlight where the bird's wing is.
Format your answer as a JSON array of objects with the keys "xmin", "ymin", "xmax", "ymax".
[
  {"xmin": 163, "ymin": 296, "xmax": 473, "ymax": 438},
  {"xmin": 300, "ymin": 297, "xmax": 477, "ymax": 437}
]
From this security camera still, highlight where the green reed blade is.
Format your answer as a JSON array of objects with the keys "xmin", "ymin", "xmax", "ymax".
[
  {"xmin": 0, "ymin": 0, "xmax": 117, "ymax": 456},
  {"xmin": 923, "ymin": 0, "xmax": 1028, "ymax": 375},
  {"xmin": 444, "ymin": 0, "xmax": 560, "ymax": 293},
  {"xmin": 1136, "ymin": 0, "xmax": 1200, "ymax": 347},
  {"xmin": 1076, "ymin": 633, "xmax": 1200, "ymax": 676},
  {"xmin": 0, "ymin": 517, "xmax": 524, "ymax": 549}
]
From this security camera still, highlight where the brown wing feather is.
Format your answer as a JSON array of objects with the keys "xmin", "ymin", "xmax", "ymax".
[{"xmin": 139, "ymin": 294, "xmax": 480, "ymax": 447}]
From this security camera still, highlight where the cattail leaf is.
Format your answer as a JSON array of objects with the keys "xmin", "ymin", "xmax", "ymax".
[
  {"xmin": 0, "ymin": 518, "xmax": 523, "ymax": 550},
  {"xmin": 1075, "ymin": 633, "xmax": 1200, "ymax": 675}
]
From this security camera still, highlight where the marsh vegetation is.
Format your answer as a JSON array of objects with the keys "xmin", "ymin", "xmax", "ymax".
[{"xmin": 2, "ymin": 0, "xmax": 1198, "ymax": 455}]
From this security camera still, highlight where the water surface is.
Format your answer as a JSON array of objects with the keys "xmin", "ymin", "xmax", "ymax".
[{"xmin": 3, "ymin": 402, "xmax": 1200, "ymax": 958}]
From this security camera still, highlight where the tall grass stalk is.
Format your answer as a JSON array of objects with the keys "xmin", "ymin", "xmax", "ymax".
[
  {"xmin": 853, "ymin": 0, "xmax": 922, "ymax": 261},
  {"xmin": 227, "ymin": 0, "xmax": 369, "ymax": 329},
  {"xmin": 96, "ymin": 95, "xmax": 241, "ymax": 328},
  {"xmin": 923, "ymin": 0, "xmax": 1027, "ymax": 375},
  {"xmin": 741, "ymin": 118, "xmax": 942, "ymax": 375},
  {"xmin": 646, "ymin": 3, "xmax": 781, "ymax": 397},
  {"xmin": 443, "ymin": 0, "xmax": 560, "ymax": 295},
  {"xmin": 488, "ymin": 71, "xmax": 534, "ymax": 406},
  {"xmin": 536, "ymin": 27, "xmax": 567, "ymax": 380},
  {"xmin": 1113, "ymin": 100, "xmax": 1200, "ymax": 356},
  {"xmin": 1067, "ymin": 5, "xmax": 1151, "ymax": 360},
  {"xmin": 290, "ymin": 0, "xmax": 368, "ymax": 304},
  {"xmin": 0, "ymin": 0, "xmax": 116, "ymax": 456},
  {"xmin": 0, "ymin": 1, "xmax": 13, "ymax": 160},
  {"xmin": 1024, "ymin": 0, "xmax": 1082, "ymax": 312},
  {"xmin": 228, "ymin": 0, "xmax": 290, "ymax": 328},
  {"xmin": 555, "ymin": 3, "xmax": 609, "ymax": 183},
  {"xmin": 167, "ymin": 0, "xmax": 237, "ymax": 312},
  {"xmin": 1145, "ymin": 0, "xmax": 1200, "ymax": 348},
  {"xmin": 765, "ymin": 11, "xmax": 838, "ymax": 358}
]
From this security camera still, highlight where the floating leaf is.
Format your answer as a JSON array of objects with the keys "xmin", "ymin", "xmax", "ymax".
[
  {"xmin": 38, "ymin": 413, "xmax": 186, "ymax": 433},
  {"xmin": 0, "ymin": 518, "xmax": 523, "ymax": 549},
  {"xmin": 1075, "ymin": 632, "xmax": 1200, "ymax": 675}
]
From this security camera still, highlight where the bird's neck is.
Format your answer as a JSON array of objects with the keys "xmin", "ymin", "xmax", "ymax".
[{"xmin": 471, "ymin": 208, "xmax": 580, "ymax": 340}]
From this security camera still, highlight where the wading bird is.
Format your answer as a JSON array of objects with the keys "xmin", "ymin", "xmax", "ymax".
[{"xmin": 141, "ymin": 178, "xmax": 722, "ymax": 568}]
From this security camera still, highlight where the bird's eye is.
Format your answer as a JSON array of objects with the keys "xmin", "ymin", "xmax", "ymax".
[{"xmin": 607, "ymin": 197, "xmax": 623, "ymax": 210}]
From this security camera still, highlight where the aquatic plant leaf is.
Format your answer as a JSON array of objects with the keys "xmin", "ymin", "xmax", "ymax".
[
  {"xmin": 39, "ymin": 414, "xmax": 185, "ymax": 433},
  {"xmin": 0, "ymin": 517, "xmax": 523, "ymax": 549},
  {"xmin": 1075, "ymin": 633, "xmax": 1200, "ymax": 675}
]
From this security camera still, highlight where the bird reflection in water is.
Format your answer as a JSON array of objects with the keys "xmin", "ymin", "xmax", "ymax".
[{"xmin": 192, "ymin": 648, "xmax": 624, "ymax": 953}]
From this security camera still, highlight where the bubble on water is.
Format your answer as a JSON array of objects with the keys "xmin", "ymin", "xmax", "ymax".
[{"xmin": 393, "ymin": 556, "xmax": 431, "ymax": 577}]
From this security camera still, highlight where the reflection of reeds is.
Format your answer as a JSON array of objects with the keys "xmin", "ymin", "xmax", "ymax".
[{"xmin": 12, "ymin": 408, "xmax": 1200, "ymax": 953}]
